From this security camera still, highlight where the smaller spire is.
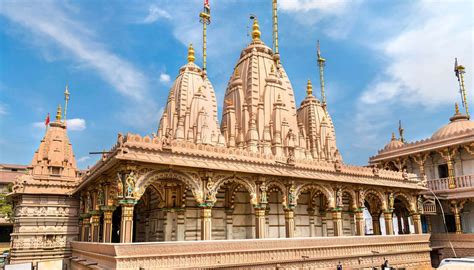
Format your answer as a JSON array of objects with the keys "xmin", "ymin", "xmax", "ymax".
[
  {"xmin": 56, "ymin": 104, "xmax": 62, "ymax": 122},
  {"xmin": 188, "ymin": 43, "xmax": 195, "ymax": 63},
  {"xmin": 252, "ymin": 18, "xmax": 261, "ymax": 41},
  {"xmin": 391, "ymin": 132, "xmax": 396, "ymax": 141},
  {"xmin": 455, "ymin": 102, "xmax": 460, "ymax": 114},
  {"xmin": 306, "ymin": 79, "xmax": 313, "ymax": 96}
]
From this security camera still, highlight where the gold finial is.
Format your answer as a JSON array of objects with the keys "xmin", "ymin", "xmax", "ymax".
[
  {"xmin": 306, "ymin": 79, "xmax": 313, "ymax": 96},
  {"xmin": 252, "ymin": 18, "xmax": 261, "ymax": 41},
  {"xmin": 234, "ymin": 68, "xmax": 239, "ymax": 77},
  {"xmin": 188, "ymin": 43, "xmax": 195, "ymax": 63},
  {"xmin": 455, "ymin": 102, "xmax": 460, "ymax": 114},
  {"xmin": 270, "ymin": 64, "xmax": 274, "ymax": 73},
  {"xmin": 391, "ymin": 132, "xmax": 396, "ymax": 140},
  {"xmin": 56, "ymin": 104, "xmax": 62, "ymax": 122}
]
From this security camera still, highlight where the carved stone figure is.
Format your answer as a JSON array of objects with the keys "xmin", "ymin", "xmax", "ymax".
[
  {"xmin": 389, "ymin": 193, "xmax": 395, "ymax": 210},
  {"xmin": 260, "ymin": 183, "xmax": 267, "ymax": 204},
  {"xmin": 336, "ymin": 188, "xmax": 343, "ymax": 208},
  {"xmin": 125, "ymin": 172, "xmax": 136, "ymax": 198},
  {"xmin": 288, "ymin": 185, "xmax": 297, "ymax": 206}
]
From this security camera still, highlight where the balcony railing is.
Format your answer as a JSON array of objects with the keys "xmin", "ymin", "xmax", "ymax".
[{"xmin": 427, "ymin": 174, "xmax": 474, "ymax": 191}]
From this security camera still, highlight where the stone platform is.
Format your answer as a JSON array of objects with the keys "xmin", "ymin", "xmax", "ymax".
[{"xmin": 71, "ymin": 234, "xmax": 432, "ymax": 270}]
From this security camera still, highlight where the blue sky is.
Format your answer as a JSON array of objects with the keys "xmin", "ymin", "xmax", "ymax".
[{"xmin": 0, "ymin": 0, "xmax": 472, "ymax": 168}]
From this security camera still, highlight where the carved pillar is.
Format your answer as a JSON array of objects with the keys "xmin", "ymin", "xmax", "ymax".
[
  {"xmin": 120, "ymin": 200, "xmax": 137, "ymax": 243},
  {"xmin": 412, "ymin": 213, "xmax": 422, "ymax": 234},
  {"xmin": 397, "ymin": 211, "xmax": 403, "ymax": 234},
  {"xmin": 321, "ymin": 212, "xmax": 328, "ymax": 237},
  {"xmin": 90, "ymin": 212, "xmax": 101, "ymax": 242},
  {"xmin": 355, "ymin": 210, "xmax": 365, "ymax": 236},
  {"xmin": 225, "ymin": 209, "xmax": 233, "ymax": 240},
  {"xmin": 201, "ymin": 207, "xmax": 212, "ymax": 240},
  {"xmin": 349, "ymin": 212, "xmax": 356, "ymax": 235},
  {"xmin": 372, "ymin": 214, "xmax": 381, "ymax": 235},
  {"xmin": 308, "ymin": 208, "xmax": 316, "ymax": 237},
  {"xmin": 176, "ymin": 210, "xmax": 186, "ymax": 241},
  {"xmin": 255, "ymin": 208, "xmax": 266, "ymax": 239},
  {"xmin": 426, "ymin": 215, "xmax": 432, "ymax": 233},
  {"xmin": 332, "ymin": 210, "xmax": 343, "ymax": 236},
  {"xmin": 78, "ymin": 218, "xmax": 84, "ymax": 241},
  {"xmin": 384, "ymin": 211, "xmax": 394, "ymax": 235},
  {"xmin": 451, "ymin": 202, "xmax": 463, "ymax": 234},
  {"xmin": 439, "ymin": 149, "xmax": 457, "ymax": 189},
  {"xmin": 81, "ymin": 214, "xmax": 91, "ymax": 242},
  {"xmin": 101, "ymin": 207, "xmax": 115, "ymax": 243},
  {"xmin": 403, "ymin": 214, "xmax": 410, "ymax": 234},
  {"xmin": 284, "ymin": 209, "xmax": 295, "ymax": 238}
]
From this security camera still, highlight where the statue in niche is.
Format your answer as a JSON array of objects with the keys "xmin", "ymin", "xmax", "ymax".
[
  {"xmin": 125, "ymin": 172, "xmax": 136, "ymax": 198},
  {"xmin": 336, "ymin": 188, "xmax": 343, "ymax": 208},
  {"xmin": 389, "ymin": 193, "xmax": 395, "ymax": 210},
  {"xmin": 98, "ymin": 189, "xmax": 105, "ymax": 206},
  {"xmin": 288, "ymin": 185, "xmax": 297, "ymax": 206},
  {"xmin": 117, "ymin": 173, "xmax": 124, "ymax": 199},
  {"xmin": 358, "ymin": 190, "xmax": 365, "ymax": 209},
  {"xmin": 260, "ymin": 183, "xmax": 267, "ymax": 204},
  {"xmin": 402, "ymin": 168, "xmax": 408, "ymax": 180},
  {"xmin": 417, "ymin": 196, "xmax": 424, "ymax": 213}
]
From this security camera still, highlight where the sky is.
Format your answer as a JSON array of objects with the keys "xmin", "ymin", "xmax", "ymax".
[{"xmin": 0, "ymin": 0, "xmax": 472, "ymax": 169}]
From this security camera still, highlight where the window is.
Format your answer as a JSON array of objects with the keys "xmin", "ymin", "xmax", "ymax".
[{"xmin": 438, "ymin": 164, "xmax": 448, "ymax": 178}]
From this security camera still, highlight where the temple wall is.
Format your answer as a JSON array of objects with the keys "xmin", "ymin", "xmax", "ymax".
[{"xmin": 10, "ymin": 194, "xmax": 79, "ymax": 264}]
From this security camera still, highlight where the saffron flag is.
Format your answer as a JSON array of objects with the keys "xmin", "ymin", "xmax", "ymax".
[{"xmin": 45, "ymin": 113, "xmax": 50, "ymax": 127}]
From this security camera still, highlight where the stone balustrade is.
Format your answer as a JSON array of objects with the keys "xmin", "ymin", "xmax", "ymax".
[
  {"xmin": 71, "ymin": 235, "xmax": 432, "ymax": 270},
  {"xmin": 427, "ymin": 174, "xmax": 474, "ymax": 191}
]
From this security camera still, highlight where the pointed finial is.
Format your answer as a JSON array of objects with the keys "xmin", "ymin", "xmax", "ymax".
[
  {"xmin": 188, "ymin": 43, "xmax": 195, "ymax": 63},
  {"xmin": 391, "ymin": 132, "xmax": 396, "ymax": 141},
  {"xmin": 270, "ymin": 65, "xmax": 275, "ymax": 73},
  {"xmin": 398, "ymin": 120, "xmax": 405, "ymax": 143},
  {"xmin": 455, "ymin": 102, "xmax": 460, "ymax": 114},
  {"xmin": 252, "ymin": 18, "xmax": 261, "ymax": 41},
  {"xmin": 56, "ymin": 104, "xmax": 62, "ymax": 122},
  {"xmin": 306, "ymin": 79, "xmax": 313, "ymax": 96},
  {"xmin": 234, "ymin": 68, "xmax": 239, "ymax": 77}
]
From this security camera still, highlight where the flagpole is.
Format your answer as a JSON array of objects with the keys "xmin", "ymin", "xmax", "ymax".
[
  {"xmin": 454, "ymin": 58, "xmax": 469, "ymax": 119},
  {"xmin": 199, "ymin": 0, "xmax": 211, "ymax": 75}
]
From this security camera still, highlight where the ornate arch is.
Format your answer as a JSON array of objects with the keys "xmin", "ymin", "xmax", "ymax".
[
  {"xmin": 135, "ymin": 169, "xmax": 203, "ymax": 204},
  {"xmin": 364, "ymin": 188, "xmax": 387, "ymax": 211},
  {"xmin": 295, "ymin": 183, "xmax": 334, "ymax": 208},
  {"xmin": 210, "ymin": 175, "xmax": 257, "ymax": 205},
  {"xmin": 342, "ymin": 187, "xmax": 357, "ymax": 210},
  {"xmin": 394, "ymin": 191, "xmax": 415, "ymax": 212},
  {"xmin": 265, "ymin": 179, "xmax": 287, "ymax": 204}
]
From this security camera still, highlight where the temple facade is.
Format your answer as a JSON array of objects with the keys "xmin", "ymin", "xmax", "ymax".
[
  {"xmin": 369, "ymin": 103, "xmax": 474, "ymax": 264},
  {"xmin": 6, "ymin": 1, "xmax": 440, "ymax": 269}
]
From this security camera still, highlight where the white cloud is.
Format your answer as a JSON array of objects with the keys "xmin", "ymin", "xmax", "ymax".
[
  {"xmin": 32, "ymin": 118, "xmax": 86, "ymax": 131},
  {"xmin": 279, "ymin": 0, "xmax": 353, "ymax": 14},
  {"xmin": 66, "ymin": 118, "xmax": 86, "ymax": 131},
  {"xmin": 77, "ymin": 156, "xmax": 91, "ymax": 163},
  {"xmin": 360, "ymin": 0, "xmax": 473, "ymax": 108},
  {"xmin": 159, "ymin": 73, "xmax": 171, "ymax": 84},
  {"xmin": 1, "ymin": 1, "xmax": 160, "ymax": 130},
  {"xmin": 142, "ymin": 5, "xmax": 171, "ymax": 23},
  {"xmin": 0, "ymin": 104, "xmax": 7, "ymax": 116}
]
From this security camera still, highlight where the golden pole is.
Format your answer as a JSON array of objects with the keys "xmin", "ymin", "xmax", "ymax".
[
  {"xmin": 455, "ymin": 58, "xmax": 469, "ymax": 119},
  {"xmin": 272, "ymin": 0, "xmax": 279, "ymax": 55},
  {"xmin": 199, "ymin": 3, "xmax": 211, "ymax": 73},
  {"xmin": 317, "ymin": 40, "xmax": 326, "ymax": 105}
]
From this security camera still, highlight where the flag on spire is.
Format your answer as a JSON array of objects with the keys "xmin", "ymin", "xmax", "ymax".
[
  {"xmin": 204, "ymin": 0, "xmax": 210, "ymax": 13},
  {"xmin": 45, "ymin": 113, "xmax": 50, "ymax": 127}
]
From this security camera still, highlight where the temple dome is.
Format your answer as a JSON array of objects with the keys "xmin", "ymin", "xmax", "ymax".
[
  {"xmin": 383, "ymin": 132, "xmax": 404, "ymax": 151},
  {"xmin": 158, "ymin": 44, "xmax": 224, "ymax": 145},
  {"xmin": 431, "ymin": 104, "xmax": 474, "ymax": 140},
  {"xmin": 297, "ymin": 80, "xmax": 339, "ymax": 161},
  {"xmin": 221, "ymin": 18, "xmax": 302, "ymax": 158}
]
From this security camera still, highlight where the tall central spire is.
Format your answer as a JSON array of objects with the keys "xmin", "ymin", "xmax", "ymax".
[{"xmin": 199, "ymin": 0, "xmax": 211, "ymax": 73}]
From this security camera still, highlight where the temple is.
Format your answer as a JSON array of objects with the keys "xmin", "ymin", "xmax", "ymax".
[{"xmin": 8, "ymin": 1, "xmax": 472, "ymax": 269}]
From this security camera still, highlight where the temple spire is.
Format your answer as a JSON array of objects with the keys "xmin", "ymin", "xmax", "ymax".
[
  {"xmin": 454, "ymin": 58, "xmax": 469, "ymax": 119},
  {"xmin": 272, "ymin": 0, "xmax": 279, "ymax": 55},
  {"xmin": 63, "ymin": 84, "xmax": 70, "ymax": 124},
  {"xmin": 317, "ymin": 40, "xmax": 326, "ymax": 106},
  {"xmin": 199, "ymin": 0, "xmax": 211, "ymax": 72},
  {"xmin": 188, "ymin": 43, "xmax": 195, "ymax": 63}
]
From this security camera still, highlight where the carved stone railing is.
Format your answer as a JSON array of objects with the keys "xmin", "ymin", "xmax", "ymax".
[
  {"xmin": 427, "ymin": 174, "xmax": 474, "ymax": 191},
  {"xmin": 71, "ymin": 235, "xmax": 431, "ymax": 269}
]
